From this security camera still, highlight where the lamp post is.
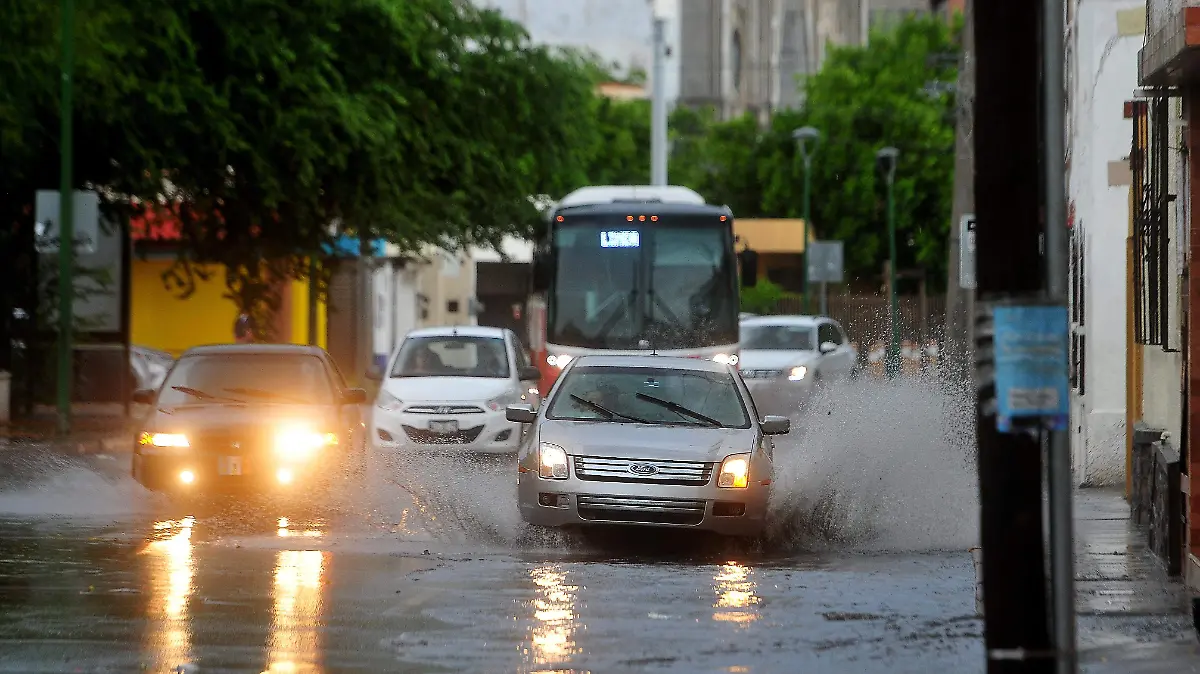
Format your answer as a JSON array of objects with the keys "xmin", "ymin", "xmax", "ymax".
[
  {"xmin": 876, "ymin": 146, "xmax": 900, "ymax": 379},
  {"xmin": 793, "ymin": 126, "xmax": 820, "ymax": 312}
]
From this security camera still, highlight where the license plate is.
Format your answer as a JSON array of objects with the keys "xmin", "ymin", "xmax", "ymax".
[
  {"xmin": 218, "ymin": 456, "xmax": 243, "ymax": 476},
  {"xmin": 428, "ymin": 420, "xmax": 459, "ymax": 433}
]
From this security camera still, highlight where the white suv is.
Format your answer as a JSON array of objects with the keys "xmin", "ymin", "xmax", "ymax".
[{"xmin": 370, "ymin": 326, "xmax": 542, "ymax": 453}]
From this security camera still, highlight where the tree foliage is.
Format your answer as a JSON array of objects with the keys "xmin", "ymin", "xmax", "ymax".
[
  {"xmin": 0, "ymin": 0, "xmax": 602, "ymax": 337},
  {"xmin": 671, "ymin": 14, "xmax": 962, "ymax": 287}
]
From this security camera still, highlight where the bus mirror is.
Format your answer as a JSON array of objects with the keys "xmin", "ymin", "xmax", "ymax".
[{"xmin": 738, "ymin": 249, "xmax": 758, "ymax": 288}]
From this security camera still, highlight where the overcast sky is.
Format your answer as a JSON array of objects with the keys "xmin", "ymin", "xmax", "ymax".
[{"xmin": 474, "ymin": 0, "xmax": 682, "ymax": 101}]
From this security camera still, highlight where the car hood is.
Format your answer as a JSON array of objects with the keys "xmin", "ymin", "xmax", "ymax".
[
  {"xmin": 737, "ymin": 350, "xmax": 818, "ymax": 370},
  {"xmin": 537, "ymin": 420, "xmax": 757, "ymax": 462},
  {"xmin": 148, "ymin": 403, "xmax": 339, "ymax": 432},
  {"xmin": 382, "ymin": 377, "xmax": 513, "ymax": 403}
]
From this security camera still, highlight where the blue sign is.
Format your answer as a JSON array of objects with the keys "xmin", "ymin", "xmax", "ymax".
[
  {"xmin": 600, "ymin": 230, "xmax": 640, "ymax": 248},
  {"xmin": 994, "ymin": 306, "xmax": 1069, "ymax": 432},
  {"xmin": 322, "ymin": 233, "xmax": 387, "ymax": 257}
]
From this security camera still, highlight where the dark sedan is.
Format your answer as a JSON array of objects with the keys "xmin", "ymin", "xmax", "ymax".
[{"xmin": 130, "ymin": 343, "xmax": 368, "ymax": 493}]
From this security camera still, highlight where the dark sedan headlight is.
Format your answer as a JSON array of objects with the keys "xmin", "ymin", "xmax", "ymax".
[{"xmin": 274, "ymin": 424, "xmax": 338, "ymax": 460}]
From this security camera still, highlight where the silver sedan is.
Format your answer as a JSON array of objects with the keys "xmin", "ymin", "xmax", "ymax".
[{"xmin": 506, "ymin": 354, "xmax": 790, "ymax": 538}]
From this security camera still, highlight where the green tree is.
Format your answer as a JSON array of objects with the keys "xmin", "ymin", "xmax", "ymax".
[{"xmin": 757, "ymin": 15, "xmax": 961, "ymax": 285}]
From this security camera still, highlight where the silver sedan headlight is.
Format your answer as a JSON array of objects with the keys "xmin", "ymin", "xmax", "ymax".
[
  {"xmin": 788, "ymin": 366, "xmax": 809, "ymax": 381},
  {"xmin": 539, "ymin": 443, "xmax": 569, "ymax": 479},
  {"xmin": 717, "ymin": 454, "xmax": 751, "ymax": 488}
]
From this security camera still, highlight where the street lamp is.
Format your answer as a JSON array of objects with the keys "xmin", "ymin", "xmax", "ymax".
[
  {"xmin": 876, "ymin": 146, "xmax": 900, "ymax": 380},
  {"xmin": 793, "ymin": 126, "xmax": 821, "ymax": 311}
]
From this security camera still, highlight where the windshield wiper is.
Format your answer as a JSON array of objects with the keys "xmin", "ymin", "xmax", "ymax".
[
  {"xmin": 569, "ymin": 394, "xmax": 650, "ymax": 424},
  {"xmin": 635, "ymin": 393, "xmax": 722, "ymax": 427},
  {"xmin": 171, "ymin": 386, "xmax": 245, "ymax": 404},
  {"xmin": 223, "ymin": 387, "xmax": 308, "ymax": 404}
]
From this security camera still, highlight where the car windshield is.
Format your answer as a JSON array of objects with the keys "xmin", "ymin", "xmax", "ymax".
[
  {"xmin": 156, "ymin": 353, "xmax": 335, "ymax": 406},
  {"xmin": 740, "ymin": 324, "xmax": 817, "ymax": 351},
  {"xmin": 546, "ymin": 366, "xmax": 750, "ymax": 428},
  {"xmin": 390, "ymin": 335, "xmax": 510, "ymax": 378}
]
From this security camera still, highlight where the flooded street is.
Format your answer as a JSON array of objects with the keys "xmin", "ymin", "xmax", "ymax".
[{"xmin": 0, "ymin": 379, "xmax": 1192, "ymax": 673}]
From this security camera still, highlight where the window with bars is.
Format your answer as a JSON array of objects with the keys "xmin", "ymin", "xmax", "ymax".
[
  {"xmin": 1130, "ymin": 97, "xmax": 1174, "ymax": 349},
  {"xmin": 1069, "ymin": 224, "xmax": 1085, "ymax": 395}
]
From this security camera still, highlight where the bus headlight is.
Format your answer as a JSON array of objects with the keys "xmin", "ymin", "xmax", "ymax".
[
  {"xmin": 546, "ymin": 354, "xmax": 572, "ymax": 369},
  {"xmin": 275, "ymin": 425, "xmax": 338, "ymax": 460},
  {"xmin": 712, "ymin": 353, "xmax": 739, "ymax": 366}
]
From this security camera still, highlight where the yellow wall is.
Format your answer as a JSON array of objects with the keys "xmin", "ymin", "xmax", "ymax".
[
  {"xmin": 734, "ymin": 218, "xmax": 812, "ymax": 254},
  {"xmin": 131, "ymin": 259, "xmax": 326, "ymax": 356}
]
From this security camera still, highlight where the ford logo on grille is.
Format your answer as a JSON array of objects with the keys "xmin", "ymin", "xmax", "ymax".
[
  {"xmin": 628, "ymin": 462, "xmax": 658, "ymax": 476},
  {"xmin": 436, "ymin": 406, "xmax": 451, "ymax": 415}
]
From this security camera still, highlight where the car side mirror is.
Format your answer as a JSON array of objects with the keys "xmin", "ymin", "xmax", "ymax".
[
  {"xmin": 760, "ymin": 415, "xmax": 790, "ymax": 435},
  {"xmin": 819, "ymin": 341, "xmax": 838, "ymax": 354},
  {"xmin": 131, "ymin": 389, "xmax": 155, "ymax": 405},
  {"xmin": 519, "ymin": 365, "xmax": 541, "ymax": 382},
  {"xmin": 343, "ymin": 388, "xmax": 368, "ymax": 405},
  {"xmin": 506, "ymin": 404, "xmax": 537, "ymax": 424}
]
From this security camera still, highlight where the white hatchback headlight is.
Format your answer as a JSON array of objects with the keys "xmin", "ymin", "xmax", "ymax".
[
  {"xmin": 486, "ymin": 390, "xmax": 523, "ymax": 411},
  {"xmin": 539, "ymin": 443, "xmax": 569, "ymax": 479},
  {"xmin": 376, "ymin": 390, "xmax": 403, "ymax": 412},
  {"xmin": 718, "ymin": 454, "xmax": 750, "ymax": 488}
]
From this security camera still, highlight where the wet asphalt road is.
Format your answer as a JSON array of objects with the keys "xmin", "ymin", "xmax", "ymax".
[{"xmin": 0, "ymin": 381, "xmax": 1193, "ymax": 673}]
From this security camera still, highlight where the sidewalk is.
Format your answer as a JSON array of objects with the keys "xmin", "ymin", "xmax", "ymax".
[{"xmin": 1074, "ymin": 487, "xmax": 1200, "ymax": 672}]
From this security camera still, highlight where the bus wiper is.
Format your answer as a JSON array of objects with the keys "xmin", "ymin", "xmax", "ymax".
[
  {"xmin": 171, "ymin": 386, "xmax": 245, "ymax": 404},
  {"xmin": 569, "ymin": 394, "xmax": 650, "ymax": 424},
  {"xmin": 224, "ymin": 387, "xmax": 308, "ymax": 404},
  {"xmin": 635, "ymin": 393, "xmax": 721, "ymax": 427},
  {"xmin": 594, "ymin": 290, "xmax": 638, "ymax": 342}
]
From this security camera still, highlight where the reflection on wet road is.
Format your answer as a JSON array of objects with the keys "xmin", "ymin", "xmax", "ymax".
[{"xmin": 0, "ymin": 380, "xmax": 1193, "ymax": 672}]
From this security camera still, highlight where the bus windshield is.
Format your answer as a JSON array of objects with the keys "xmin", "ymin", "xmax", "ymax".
[{"xmin": 548, "ymin": 218, "xmax": 737, "ymax": 350}]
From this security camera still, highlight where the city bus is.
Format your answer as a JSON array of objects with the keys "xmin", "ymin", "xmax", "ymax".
[{"xmin": 526, "ymin": 185, "xmax": 752, "ymax": 393}]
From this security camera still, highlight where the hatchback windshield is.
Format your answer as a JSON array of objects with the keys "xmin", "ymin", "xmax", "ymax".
[
  {"xmin": 740, "ymin": 324, "xmax": 816, "ymax": 351},
  {"xmin": 547, "ymin": 366, "xmax": 750, "ymax": 428},
  {"xmin": 390, "ymin": 335, "xmax": 510, "ymax": 378},
  {"xmin": 157, "ymin": 353, "xmax": 335, "ymax": 406}
]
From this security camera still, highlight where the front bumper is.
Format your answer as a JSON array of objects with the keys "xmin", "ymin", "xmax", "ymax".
[
  {"xmin": 372, "ymin": 407, "xmax": 523, "ymax": 453},
  {"xmin": 133, "ymin": 450, "xmax": 333, "ymax": 491},
  {"xmin": 517, "ymin": 472, "xmax": 770, "ymax": 537}
]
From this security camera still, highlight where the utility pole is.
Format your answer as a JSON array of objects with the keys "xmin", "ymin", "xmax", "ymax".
[
  {"xmin": 650, "ymin": 9, "xmax": 668, "ymax": 186},
  {"xmin": 945, "ymin": 0, "xmax": 976, "ymax": 381},
  {"xmin": 974, "ymin": 0, "xmax": 1053, "ymax": 671},
  {"xmin": 1042, "ymin": 0, "xmax": 1076, "ymax": 669},
  {"xmin": 56, "ymin": 0, "xmax": 76, "ymax": 436},
  {"xmin": 877, "ymin": 147, "xmax": 900, "ymax": 379},
  {"xmin": 794, "ymin": 126, "xmax": 821, "ymax": 312}
]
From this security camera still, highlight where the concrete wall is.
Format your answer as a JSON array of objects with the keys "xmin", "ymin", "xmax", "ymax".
[{"xmin": 1066, "ymin": 0, "xmax": 1144, "ymax": 486}]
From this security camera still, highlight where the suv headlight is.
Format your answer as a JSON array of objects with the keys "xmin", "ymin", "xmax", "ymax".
[
  {"xmin": 718, "ymin": 454, "xmax": 750, "ymax": 488},
  {"xmin": 376, "ymin": 390, "xmax": 403, "ymax": 412},
  {"xmin": 486, "ymin": 390, "xmax": 523, "ymax": 411},
  {"xmin": 788, "ymin": 366, "xmax": 808, "ymax": 381},
  {"xmin": 539, "ymin": 443, "xmax": 569, "ymax": 479}
]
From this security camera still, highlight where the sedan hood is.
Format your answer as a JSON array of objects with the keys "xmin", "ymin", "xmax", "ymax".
[
  {"xmin": 383, "ymin": 377, "xmax": 513, "ymax": 403},
  {"xmin": 737, "ymin": 349, "xmax": 818, "ymax": 370},
  {"xmin": 538, "ymin": 420, "xmax": 756, "ymax": 462},
  {"xmin": 150, "ymin": 403, "xmax": 339, "ymax": 432}
]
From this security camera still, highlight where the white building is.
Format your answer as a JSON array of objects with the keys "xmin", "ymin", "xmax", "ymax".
[{"xmin": 1065, "ymin": 0, "xmax": 1147, "ymax": 485}]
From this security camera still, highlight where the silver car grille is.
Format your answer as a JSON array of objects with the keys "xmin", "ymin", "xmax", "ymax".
[
  {"xmin": 573, "ymin": 456, "xmax": 713, "ymax": 486},
  {"xmin": 740, "ymin": 369, "xmax": 784, "ymax": 379},
  {"xmin": 576, "ymin": 494, "xmax": 706, "ymax": 525},
  {"xmin": 403, "ymin": 405, "xmax": 485, "ymax": 415}
]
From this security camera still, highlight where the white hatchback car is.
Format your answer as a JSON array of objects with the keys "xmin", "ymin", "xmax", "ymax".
[{"xmin": 371, "ymin": 326, "xmax": 542, "ymax": 453}]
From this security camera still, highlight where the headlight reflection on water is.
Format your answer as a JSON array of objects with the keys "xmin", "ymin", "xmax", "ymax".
[
  {"xmin": 712, "ymin": 561, "xmax": 761, "ymax": 625},
  {"xmin": 265, "ymin": 550, "xmax": 326, "ymax": 673},
  {"xmin": 141, "ymin": 517, "xmax": 196, "ymax": 670},
  {"xmin": 523, "ymin": 564, "xmax": 582, "ymax": 671}
]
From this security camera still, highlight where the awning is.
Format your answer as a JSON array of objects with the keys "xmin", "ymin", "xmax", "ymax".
[{"xmin": 733, "ymin": 219, "xmax": 809, "ymax": 254}]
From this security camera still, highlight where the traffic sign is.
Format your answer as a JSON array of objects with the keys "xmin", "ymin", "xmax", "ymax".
[
  {"xmin": 34, "ymin": 190, "xmax": 100, "ymax": 254},
  {"xmin": 806, "ymin": 240, "xmax": 844, "ymax": 283}
]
